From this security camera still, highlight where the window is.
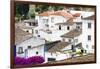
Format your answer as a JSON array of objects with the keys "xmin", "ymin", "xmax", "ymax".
[
  {"xmin": 51, "ymin": 17, "xmax": 54, "ymax": 23},
  {"xmin": 59, "ymin": 25, "xmax": 61, "ymax": 30},
  {"xmin": 67, "ymin": 26, "xmax": 70, "ymax": 30},
  {"xmin": 81, "ymin": 16, "xmax": 83, "ymax": 18},
  {"xmin": 71, "ymin": 45, "xmax": 76, "ymax": 52},
  {"xmin": 68, "ymin": 39, "xmax": 72, "ymax": 43},
  {"xmin": 36, "ymin": 51, "xmax": 38, "ymax": 54},
  {"xmin": 31, "ymin": 22, "xmax": 35, "ymax": 26},
  {"xmin": 71, "ymin": 45, "xmax": 74, "ymax": 51},
  {"xmin": 76, "ymin": 25, "xmax": 80, "ymax": 29},
  {"xmin": 43, "ymin": 19, "xmax": 48, "ymax": 23},
  {"xmin": 38, "ymin": 35, "xmax": 40, "ymax": 37},
  {"xmin": 26, "ymin": 30, "xmax": 29, "ymax": 32},
  {"xmin": 88, "ymin": 23, "xmax": 91, "ymax": 28},
  {"xmin": 28, "ymin": 46, "xmax": 31, "ymax": 49},
  {"xmin": 29, "ymin": 22, "xmax": 31, "ymax": 26},
  {"xmin": 88, "ymin": 35, "xmax": 91, "ymax": 41},
  {"xmin": 62, "ymin": 38, "xmax": 65, "ymax": 42},
  {"xmin": 45, "ymin": 24, "xmax": 49, "ymax": 27},
  {"xmin": 48, "ymin": 58, "xmax": 56, "ymax": 61},
  {"xmin": 35, "ymin": 30, "xmax": 38, "ymax": 34},
  {"xmin": 18, "ymin": 47, "xmax": 23, "ymax": 54}
]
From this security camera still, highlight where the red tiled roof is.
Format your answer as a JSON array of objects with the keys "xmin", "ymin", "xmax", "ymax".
[
  {"xmin": 38, "ymin": 10, "xmax": 73, "ymax": 19},
  {"xmin": 67, "ymin": 18, "xmax": 73, "ymax": 22},
  {"xmin": 73, "ymin": 13, "xmax": 81, "ymax": 17},
  {"xmin": 38, "ymin": 11, "xmax": 53, "ymax": 16}
]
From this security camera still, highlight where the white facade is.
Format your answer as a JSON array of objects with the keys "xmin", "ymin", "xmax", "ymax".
[
  {"xmin": 16, "ymin": 10, "xmax": 95, "ymax": 63},
  {"xmin": 35, "ymin": 15, "xmax": 67, "ymax": 31},
  {"xmin": 34, "ymin": 14, "xmax": 75, "ymax": 42},
  {"xmin": 16, "ymin": 37, "xmax": 45, "ymax": 58},
  {"xmin": 35, "ymin": 10, "xmax": 95, "ymax": 52},
  {"xmin": 27, "ymin": 45, "xmax": 45, "ymax": 58},
  {"xmin": 82, "ymin": 19, "xmax": 94, "ymax": 53},
  {"xmin": 44, "ymin": 52, "xmax": 68, "ymax": 62}
]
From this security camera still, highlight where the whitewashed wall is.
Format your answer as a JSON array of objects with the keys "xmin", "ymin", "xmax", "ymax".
[
  {"xmin": 74, "ymin": 34, "xmax": 82, "ymax": 45},
  {"xmin": 16, "ymin": 37, "xmax": 45, "ymax": 57},
  {"xmin": 36, "ymin": 15, "xmax": 67, "ymax": 30},
  {"xmin": 27, "ymin": 45, "xmax": 45, "ymax": 57},
  {"xmin": 44, "ymin": 52, "xmax": 68, "ymax": 62},
  {"xmin": 82, "ymin": 20, "xmax": 94, "ymax": 53}
]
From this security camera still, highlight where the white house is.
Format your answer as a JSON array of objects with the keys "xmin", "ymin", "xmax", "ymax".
[
  {"xmin": 15, "ymin": 10, "xmax": 95, "ymax": 63},
  {"xmin": 44, "ymin": 41, "xmax": 71, "ymax": 62},
  {"xmin": 15, "ymin": 27, "xmax": 45, "ymax": 58},
  {"xmin": 82, "ymin": 14, "xmax": 95, "ymax": 53},
  {"xmin": 33, "ymin": 10, "xmax": 94, "ymax": 60},
  {"xmin": 34, "ymin": 10, "xmax": 80, "ymax": 42},
  {"xmin": 15, "ymin": 27, "xmax": 70, "ymax": 62},
  {"xmin": 21, "ymin": 19, "xmax": 38, "ymax": 34},
  {"xmin": 15, "ymin": 19, "xmax": 38, "ymax": 35}
]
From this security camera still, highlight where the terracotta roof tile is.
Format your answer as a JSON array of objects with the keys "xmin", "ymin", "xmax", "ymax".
[
  {"xmin": 73, "ymin": 13, "xmax": 81, "ymax": 17},
  {"xmin": 67, "ymin": 18, "xmax": 74, "ymax": 22},
  {"xmin": 38, "ymin": 11, "xmax": 54, "ymax": 16},
  {"xmin": 38, "ymin": 10, "xmax": 73, "ymax": 19}
]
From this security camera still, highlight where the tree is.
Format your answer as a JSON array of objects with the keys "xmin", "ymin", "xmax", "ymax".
[
  {"xmin": 53, "ymin": 6, "xmax": 64, "ymax": 11},
  {"xmin": 16, "ymin": 4, "xmax": 29, "ymax": 21},
  {"xmin": 35, "ymin": 5, "xmax": 50, "ymax": 13},
  {"xmin": 35, "ymin": 5, "xmax": 65, "ymax": 13}
]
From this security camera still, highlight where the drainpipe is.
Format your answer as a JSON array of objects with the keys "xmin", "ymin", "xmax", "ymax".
[
  {"xmin": 71, "ymin": 37, "xmax": 75, "ymax": 58},
  {"xmin": 25, "ymin": 49, "xmax": 28, "ymax": 58},
  {"xmin": 44, "ymin": 44, "xmax": 45, "ymax": 62}
]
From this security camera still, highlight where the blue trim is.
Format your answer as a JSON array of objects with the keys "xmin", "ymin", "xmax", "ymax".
[{"xmin": 14, "ymin": 45, "xmax": 16, "ymax": 57}]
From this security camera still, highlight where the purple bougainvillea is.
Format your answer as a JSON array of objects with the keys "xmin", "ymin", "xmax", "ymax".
[
  {"xmin": 28, "ymin": 56, "xmax": 45, "ymax": 64},
  {"xmin": 15, "ymin": 57, "xmax": 27, "ymax": 65},
  {"xmin": 15, "ymin": 56, "xmax": 45, "ymax": 65}
]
